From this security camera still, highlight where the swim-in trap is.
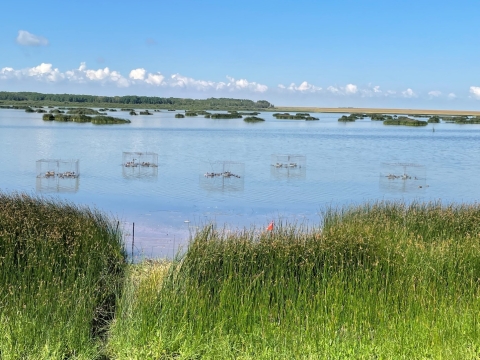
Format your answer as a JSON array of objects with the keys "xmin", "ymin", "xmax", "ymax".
[
  {"xmin": 36, "ymin": 159, "xmax": 80, "ymax": 193},
  {"xmin": 122, "ymin": 152, "xmax": 158, "ymax": 178},
  {"xmin": 200, "ymin": 161, "xmax": 245, "ymax": 192},
  {"xmin": 379, "ymin": 162, "xmax": 426, "ymax": 193},
  {"xmin": 271, "ymin": 154, "xmax": 306, "ymax": 179}
]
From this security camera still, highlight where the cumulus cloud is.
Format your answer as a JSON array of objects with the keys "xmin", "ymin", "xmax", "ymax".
[
  {"xmin": 428, "ymin": 90, "xmax": 442, "ymax": 97},
  {"xmin": 402, "ymin": 88, "xmax": 416, "ymax": 98},
  {"xmin": 226, "ymin": 76, "xmax": 268, "ymax": 92},
  {"xmin": 469, "ymin": 86, "xmax": 480, "ymax": 99},
  {"xmin": 129, "ymin": 68, "xmax": 146, "ymax": 80},
  {"xmin": 0, "ymin": 62, "xmax": 62, "ymax": 82},
  {"xmin": 447, "ymin": 92, "xmax": 456, "ymax": 99},
  {"xmin": 345, "ymin": 84, "xmax": 357, "ymax": 94},
  {"xmin": 326, "ymin": 84, "xmax": 359, "ymax": 95},
  {"xmin": 16, "ymin": 30, "xmax": 49, "ymax": 46},
  {"xmin": 283, "ymin": 81, "xmax": 321, "ymax": 93},
  {"xmin": 145, "ymin": 73, "xmax": 165, "ymax": 85},
  {"xmin": 0, "ymin": 62, "xmax": 268, "ymax": 93},
  {"xmin": 327, "ymin": 86, "xmax": 341, "ymax": 94}
]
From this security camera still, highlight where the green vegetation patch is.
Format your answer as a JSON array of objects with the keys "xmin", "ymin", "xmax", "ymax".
[
  {"xmin": 0, "ymin": 193, "xmax": 126, "ymax": 359},
  {"xmin": 108, "ymin": 201, "xmax": 480, "ymax": 358},
  {"xmin": 210, "ymin": 112, "xmax": 243, "ymax": 119},
  {"xmin": 445, "ymin": 116, "xmax": 480, "ymax": 124},
  {"xmin": 428, "ymin": 115, "xmax": 441, "ymax": 123},
  {"xmin": 368, "ymin": 113, "xmax": 394, "ymax": 121},
  {"xmin": 175, "ymin": 113, "xmax": 185, "ymax": 118},
  {"xmin": 42, "ymin": 113, "xmax": 131, "ymax": 124},
  {"xmin": 0, "ymin": 105, "xmax": 32, "ymax": 110},
  {"xmin": 67, "ymin": 108, "xmax": 105, "ymax": 115},
  {"xmin": 384, "ymin": 116, "xmax": 428, "ymax": 126},
  {"xmin": 274, "ymin": 112, "xmax": 319, "ymax": 120},
  {"xmin": 139, "ymin": 110, "xmax": 153, "ymax": 115},
  {"xmin": 185, "ymin": 111, "xmax": 198, "ymax": 117},
  {"xmin": 244, "ymin": 116, "xmax": 265, "ymax": 123}
]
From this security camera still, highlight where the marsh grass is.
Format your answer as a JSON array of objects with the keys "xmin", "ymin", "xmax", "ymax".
[
  {"xmin": 108, "ymin": 201, "xmax": 480, "ymax": 359},
  {"xmin": 0, "ymin": 193, "xmax": 126, "ymax": 359}
]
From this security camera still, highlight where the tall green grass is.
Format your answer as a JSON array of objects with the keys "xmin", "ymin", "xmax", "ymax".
[
  {"xmin": 0, "ymin": 193, "xmax": 126, "ymax": 359},
  {"xmin": 108, "ymin": 201, "xmax": 480, "ymax": 359}
]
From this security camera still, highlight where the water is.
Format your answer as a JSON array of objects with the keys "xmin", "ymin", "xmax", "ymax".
[{"xmin": 1, "ymin": 109, "xmax": 480, "ymax": 258}]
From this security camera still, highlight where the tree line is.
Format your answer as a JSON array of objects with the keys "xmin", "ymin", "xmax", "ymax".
[{"xmin": 0, "ymin": 91, "xmax": 274, "ymax": 110}]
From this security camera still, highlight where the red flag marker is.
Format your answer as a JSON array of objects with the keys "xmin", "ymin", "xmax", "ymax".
[{"xmin": 266, "ymin": 221, "xmax": 274, "ymax": 231}]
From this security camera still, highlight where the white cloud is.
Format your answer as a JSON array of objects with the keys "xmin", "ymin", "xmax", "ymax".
[
  {"xmin": 373, "ymin": 86, "xmax": 381, "ymax": 93},
  {"xmin": 345, "ymin": 84, "xmax": 357, "ymax": 94},
  {"xmin": 170, "ymin": 73, "xmax": 217, "ymax": 90},
  {"xmin": 428, "ymin": 90, "xmax": 442, "ymax": 97},
  {"xmin": 469, "ymin": 86, "xmax": 480, "ymax": 99},
  {"xmin": 145, "ymin": 73, "xmax": 165, "ymax": 85},
  {"xmin": 129, "ymin": 68, "xmax": 146, "ymax": 80},
  {"xmin": 226, "ymin": 76, "xmax": 268, "ymax": 92},
  {"xmin": 327, "ymin": 86, "xmax": 340, "ymax": 94},
  {"xmin": 447, "ymin": 92, "xmax": 456, "ymax": 99},
  {"xmin": 16, "ymin": 30, "xmax": 49, "ymax": 46},
  {"xmin": 283, "ymin": 81, "xmax": 321, "ymax": 93},
  {"xmin": 0, "ymin": 63, "xmax": 268, "ymax": 93},
  {"xmin": 0, "ymin": 63, "xmax": 62, "ymax": 82},
  {"xmin": 402, "ymin": 88, "xmax": 416, "ymax": 98},
  {"xmin": 325, "ymin": 84, "xmax": 358, "ymax": 95}
]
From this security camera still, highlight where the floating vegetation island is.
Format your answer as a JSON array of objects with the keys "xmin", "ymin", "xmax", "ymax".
[
  {"xmin": 244, "ymin": 116, "xmax": 265, "ymax": 123},
  {"xmin": 175, "ymin": 113, "xmax": 185, "ymax": 118},
  {"xmin": 273, "ymin": 112, "xmax": 319, "ymax": 120},
  {"xmin": 42, "ymin": 113, "xmax": 131, "ymax": 124},
  {"xmin": 383, "ymin": 116, "xmax": 428, "ymax": 126},
  {"xmin": 211, "ymin": 112, "xmax": 243, "ymax": 119},
  {"xmin": 66, "ymin": 108, "xmax": 106, "ymax": 115},
  {"xmin": 139, "ymin": 110, "xmax": 153, "ymax": 115}
]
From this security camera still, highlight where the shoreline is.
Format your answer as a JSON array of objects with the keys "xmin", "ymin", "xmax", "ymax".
[{"xmin": 273, "ymin": 106, "xmax": 480, "ymax": 116}]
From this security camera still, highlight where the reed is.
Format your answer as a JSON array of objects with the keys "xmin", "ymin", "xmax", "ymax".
[
  {"xmin": 108, "ymin": 201, "xmax": 480, "ymax": 359},
  {"xmin": 0, "ymin": 193, "xmax": 127, "ymax": 359}
]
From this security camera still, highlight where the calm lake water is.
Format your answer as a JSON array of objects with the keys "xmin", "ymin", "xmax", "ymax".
[{"xmin": 1, "ymin": 109, "xmax": 480, "ymax": 258}]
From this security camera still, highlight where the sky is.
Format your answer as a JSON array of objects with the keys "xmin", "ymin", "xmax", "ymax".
[{"xmin": 1, "ymin": 0, "xmax": 480, "ymax": 109}]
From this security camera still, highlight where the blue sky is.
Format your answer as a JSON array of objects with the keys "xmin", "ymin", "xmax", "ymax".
[{"xmin": 1, "ymin": 0, "xmax": 480, "ymax": 109}]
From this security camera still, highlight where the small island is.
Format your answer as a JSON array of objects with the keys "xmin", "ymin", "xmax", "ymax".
[
  {"xmin": 175, "ymin": 113, "xmax": 185, "ymax": 118},
  {"xmin": 274, "ymin": 113, "xmax": 319, "ymax": 120},
  {"xmin": 244, "ymin": 116, "xmax": 265, "ymax": 123},
  {"xmin": 383, "ymin": 116, "xmax": 428, "ymax": 126},
  {"xmin": 42, "ymin": 113, "xmax": 131, "ymax": 124},
  {"xmin": 211, "ymin": 112, "xmax": 243, "ymax": 119}
]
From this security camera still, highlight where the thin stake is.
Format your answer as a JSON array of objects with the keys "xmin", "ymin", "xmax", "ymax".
[{"xmin": 132, "ymin": 222, "xmax": 135, "ymax": 264}]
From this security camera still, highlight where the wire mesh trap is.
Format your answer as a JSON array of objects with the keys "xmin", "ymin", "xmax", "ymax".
[
  {"xmin": 379, "ymin": 162, "xmax": 427, "ymax": 193},
  {"xmin": 122, "ymin": 152, "xmax": 158, "ymax": 178},
  {"xmin": 270, "ymin": 154, "xmax": 306, "ymax": 180},
  {"xmin": 200, "ymin": 161, "xmax": 245, "ymax": 192}
]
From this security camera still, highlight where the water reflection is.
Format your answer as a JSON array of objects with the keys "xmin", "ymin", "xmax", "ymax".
[{"xmin": 36, "ymin": 177, "xmax": 80, "ymax": 193}]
